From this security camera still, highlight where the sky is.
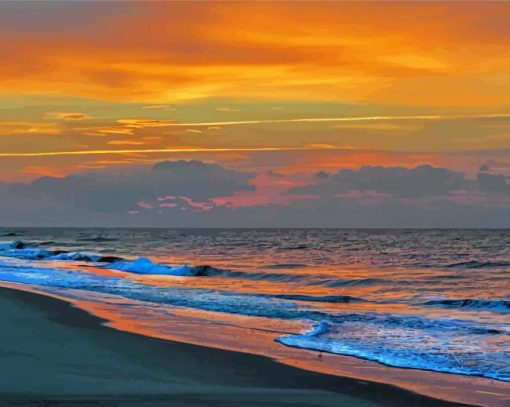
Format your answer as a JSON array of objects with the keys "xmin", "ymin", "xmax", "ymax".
[{"xmin": 1, "ymin": 1, "xmax": 510, "ymax": 227}]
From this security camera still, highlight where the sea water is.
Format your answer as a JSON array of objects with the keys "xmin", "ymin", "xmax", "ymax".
[{"xmin": 0, "ymin": 228, "xmax": 509, "ymax": 382}]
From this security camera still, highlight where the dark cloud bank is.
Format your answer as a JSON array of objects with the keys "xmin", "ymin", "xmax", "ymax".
[{"xmin": 1, "ymin": 160, "xmax": 509, "ymax": 228}]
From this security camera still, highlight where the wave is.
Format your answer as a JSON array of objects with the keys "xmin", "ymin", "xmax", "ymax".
[
  {"xmin": 0, "ymin": 242, "xmax": 123, "ymax": 263},
  {"xmin": 0, "ymin": 241, "xmax": 216, "ymax": 277},
  {"xmin": 76, "ymin": 236, "xmax": 119, "ymax": 243},
  {"xmin": 271, "ymin": 294, "xmax": 366, "ymax": 304},
  {"xmin": 203, "ymin": 268, "xmax": 312, "ymax": 282},
  {"xmin": 0, "ymin": 241, "xmax": 311, "ymax": 280},
  {"xmin": 0, "ymin": 241, "xmax": 387, "ymax": 287},
  {"xmin": 0, "ymin": 255, "xmax": 508, "ymax": 382},
  {"xmin": 110, "ymin": 258, "xmax": 215, "ymax": 276},
  {"xmin": 302, "ymin": 321, "xmax": 331, "ymax": 337},
  {"xmin": 204, "ymin": 263, "xmax": 385, "ymax": 286},
  {"xmin": 0, "ymin": 258, "xmax": 501, "ymax": 334},
  {"xmin": 0, "ymin": 242, "xmax": 385, "ymax": 287},
  {"xmin": 0, "ymin": 260, "xmax": 325, "ymax": 320},
  {"xmin": 446, "ymin": 260, "xmax": 510, "ymax": 269},
  {"xmin": 0, "ymin": 231, "xmax": 23, "ymax": 237},
  {"xmin": 317, "ymin": 278, "xmax": 384, "ymax": 287},
  {"xmin": 197, "ymin": 267, "xmax": 385, "ymax": 287},
  {"xmin": 265, "ymin": 263, "xmax": 308, "ymax": 269},
  {"xmin": 424, "ymin": 298, "xmax": 510, "ymax": 313},
  {"xmin": 1, "ymin": 241, "xmax": 32, "ymax": 250},
  {"xmin": 276, "ymin": 317, "xmax": 510, "ymax": 382}
]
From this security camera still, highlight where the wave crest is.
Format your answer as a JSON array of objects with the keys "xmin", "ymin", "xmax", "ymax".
[{"xmin": 0, "ymin": 240, "xmax": 218, "ymax": 277}]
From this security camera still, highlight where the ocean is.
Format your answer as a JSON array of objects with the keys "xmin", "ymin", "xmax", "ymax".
[{"xmin": 0, "ymin": 228, "xmax": 509, "ymax": 383}]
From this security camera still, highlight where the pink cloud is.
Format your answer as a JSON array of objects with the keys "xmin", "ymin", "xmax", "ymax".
[
  {"xmin": 157, "ymin": 195, "xmax": 213, "ymax": 211},
  {"xmin": 158, "ymin": 195, "xmax": 177, "ymax": 201},
  {"xmin": 211, "ymin": 172, "xmax": 316, "ymax": 208},
  {"xmin": 160, "ymin": 203, "xmax": 178, "ymax": 208},
  {"xmin": 137, "ymin": 200, "xmax": 153, "ymax": 209},
  {"xmin": 178, "ymin": 196, "xmax": 213, "ymax": 211}
]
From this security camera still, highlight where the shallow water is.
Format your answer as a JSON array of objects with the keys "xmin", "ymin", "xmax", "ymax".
[{"xmin": 0, "ymin": 228, "xmax": 509, "ymax": 382}]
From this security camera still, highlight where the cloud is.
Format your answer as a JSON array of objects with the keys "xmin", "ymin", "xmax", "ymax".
[
  {"xmin": 476, "ymin": 172, "xmax": 510, "ymax": 195},
  {"xmin": 46, "ymin": 112, "xmax": 92, "ymax": 121},
  {"xmin": 315, "ymin": 171, "xmax": 329, "ymax": 180},
  {"xmin": 0, "ymin": 120, "xmax": 60, "ymax": 136},
  {"xmin": 2, "ymin": 160, "xmax": 254, "ymax": 215},
  {"xmin": 290, "ymin": 165, "xmax": 469, "ymax": 198},
  {"xmin": 207, "ymin": 196, "xmax": 510, "ymax": 228},
  {"xmin": 2, "ymin": 2, "xmax": 510, "ymax": 106},
  {"xmin": 481, "ymin": 159, "xmax": 510, "ymax": 170},
  {"xmin": 1, "ymin": 161, "xmax": 510, "ymax": 227},
  {"xmin": 141, "ymin": 105, "xmax": 176, "ymax": 111},
  {"xmin": 216, "ymin": 107, "xmax": 240, "ymax": 112},
  {"xmin": 0, "ymin": 146, "xmax": 327, "ymax": 158},
  {"xmin": 116, "ymin": 119, "xmax": 176, "ymax": 128},
  {"xmin": 266, "ymin": 170, "xmax": 283, "ymax": 178},
  {"xmin": 113, "ymin": 114, "xmax": 510, "ymax": 129},
  {"xmin": 107, "ymin": 140, "xmax": 146, "ymax": 146}
]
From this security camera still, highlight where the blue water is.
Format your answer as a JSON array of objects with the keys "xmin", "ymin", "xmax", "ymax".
[{"xmin": 0, "ymin": 228, "xmax": 509, "ymax": 382}]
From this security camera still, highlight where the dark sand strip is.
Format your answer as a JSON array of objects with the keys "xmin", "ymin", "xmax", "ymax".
[{"xmin": 0, "ymin": 287, "xmax": 469, "ymax": 407}]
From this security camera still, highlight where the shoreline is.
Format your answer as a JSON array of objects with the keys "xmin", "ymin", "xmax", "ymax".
[
  {"xmin": 2, "ymin": 281, "xmax": 509, "ymax": 406},
  {"xmin": 0, "ymin": 285, "xmax": 468, "ymax": 407}
]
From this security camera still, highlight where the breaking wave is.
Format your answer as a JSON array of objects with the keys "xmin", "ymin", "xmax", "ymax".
[
  {"xmin": 277, "ymin": 316, "xmax": 510, "ymax": 382},
  {"xmin": 0, "ymin": 241, "xmax": 385, "ymax": 286},
  {"xmin": 0, "ymin": 241, "xmax": 216, "ymax": 277}
]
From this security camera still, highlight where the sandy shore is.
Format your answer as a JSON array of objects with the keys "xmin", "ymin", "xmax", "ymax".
[{"xmin": 0, "ymin": 286, "xmax": 469, "ymax": 407}]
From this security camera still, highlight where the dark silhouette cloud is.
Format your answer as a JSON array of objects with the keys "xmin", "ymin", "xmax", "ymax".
[
  {"xmin": 266, "ymin": 170, "xmax": 284, "ymax": 178},
  {"xmin": 476, "ymin": 172, "xmax": 510, "ymax": 195},
  {"xmin": 4, "ymin": 160, "xmax": 255, "ymax": 214},
  {"xmin": 315, "ymin": 171, "xmax": 330, "ymax": 180},
  {"xmin": 1, "ymin": 161, "xmax": 510, "ymax": 227},
  {"xmin": 290, "ymin": 165, "xmax": 468, "ymax": 197},
  {"xmin": 482, "ymin": 159, "xmax": 510, "ymax": 170}
]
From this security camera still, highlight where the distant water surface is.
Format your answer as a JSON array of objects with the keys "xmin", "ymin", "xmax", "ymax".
[{"xmin": 0, "ymin": 228, "xmax": 509, "ymax": 382}]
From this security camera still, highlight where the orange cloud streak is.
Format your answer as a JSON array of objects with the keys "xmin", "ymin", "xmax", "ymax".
[{"xmin": 0, "ymin": 146, "xmax": 338, "ymax": 158}]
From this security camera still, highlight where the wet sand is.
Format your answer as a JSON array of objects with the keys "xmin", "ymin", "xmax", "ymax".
[{"xmin": 0, "ymin": 286, "xmax": 467, "ymax": 407}]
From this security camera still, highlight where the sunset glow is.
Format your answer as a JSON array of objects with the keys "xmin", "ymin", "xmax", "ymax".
[
  {"xmin": 1, "ymin": 4, "xmax": 510, "ymax": 405},
  {"xmin": 1, "ymin": 1, "xmax": 510, "ymax": 226}
]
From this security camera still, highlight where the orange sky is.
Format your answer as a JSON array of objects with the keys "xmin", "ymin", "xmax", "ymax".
[{"xmin": 1, "ymin": 1, "xmax": 510, "ymax": 181}]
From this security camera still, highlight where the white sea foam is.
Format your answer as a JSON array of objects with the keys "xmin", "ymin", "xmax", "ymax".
[{"xmin": 110, "ymin": 257, "xmax": 195, "ymax": 276}]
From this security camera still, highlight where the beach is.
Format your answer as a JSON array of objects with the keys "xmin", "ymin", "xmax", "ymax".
[
  {"xmin": 0, "ymin": 229, "xmax": 509, "ymax": 407},
  {"xmin": 2, "ymin": 0, "xmax": 510, "ymax": 404},
  {"xmin": 0, "ymin": 286, "xmax": 466, "ymax": 407}
]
